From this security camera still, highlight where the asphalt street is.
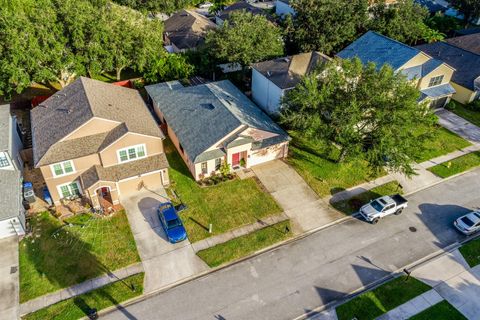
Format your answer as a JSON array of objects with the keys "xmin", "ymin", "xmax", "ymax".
[{"xmin": 103, "ymin": 168, "xmax": 480, "ymax": 320}]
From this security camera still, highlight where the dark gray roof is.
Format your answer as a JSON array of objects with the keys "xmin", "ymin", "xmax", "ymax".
[
  {"xmin": 31, "ymin": 77, "xmax": 163, "ymax": 167},
  {"xmin": 455, "ymin": 28, "xmax": 480, "ymax": 36},
  {"xmin": 420, "ymin": 83, "xmax": 456, "ymax": 100},
  {"xmin": 414, "ymin": 0, "xmax": 447, "ymax": 13},
  {"xmin": 446, "ymin": 33, "xmax": 480, "ymax": 56},
  {"xmin": 217, "ymin": 1, "xmax": 268, "ymax": 22},
  {"xmin": 164, "ymin": 10, "xmax": 216, "ymax": 50},
  {"xmin": 416, "ymin": 42, "xmax": 480, "ymax": 91},
  {"xmin": 337, "ymin": 31, "xmax": 421, "ymax": 70},
  {"xmin": 252, "ymin": 52, "xmax": 331, "ymax": 89},
  {"xmin": 0, "ymin": 104, "xmax": 10, "ymax": 151},
  {"xmin": 146, "ymin": 80, "xmax": 289, "ymax": 163},
  {"xmin": 0, "ymin": 170, "xmax": 21, "ymax": 221}
]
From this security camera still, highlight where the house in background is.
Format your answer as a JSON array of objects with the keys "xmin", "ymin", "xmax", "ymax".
[
  {"xmin": 216, "ymin": 1, "xmax": 270, "ymax": 25},
  {"xmin": 164, "ymin": 9, "xmax": 216, "ymax": 53},
  {"xmin": 275, "ymin": 0, "xmax": 295, "ymax": 17},
  {"xmin": 145, "ymin": 80, "xmax": 290, "ymax": 181},
  {"xmin": 413, "ymin": 0, "xmax": 447, "ymax": 14},
  {"xmin": 251, "ymin": 52, "xmax": 330, "ymax": 115},
  {"xmin": 416, "ymin": 41, "xmax": 480, "ymax": 104},
  {"xmin": 31, "ymin": 77, "xmax": 169, "ymax": 210},
  {"xmin": 446, "ymin": 32, "xmax": 480, "ymax": 56},
  {"xmin": 337, "ymin": 31, "xmax": 456, "ymax": 109},
  {"xmin": 0, "ymin": 105, "xmax": 25, "ymax": 239}
]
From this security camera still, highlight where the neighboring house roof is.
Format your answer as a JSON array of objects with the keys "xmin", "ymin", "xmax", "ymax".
[
  {"xmin": 81, "ymin": 153, "xmax": 169, "ymax": 189},
  {"xmin": 455, "ymin": 28, "xmax": 480, "ymax": 36},
  {"xmin": 252, "ymin": 52, "xmax": 331, "ymax": 89},
  {"xmin": 416, "ymin": 42, "xmax": 480, "ymax": 91},
  {"xmin": 0, "ymin": 105, "xmax": 10, "ymax": 151},
  {"xmin": 446, "ymin": 33, "xmax": 480, "ymax": 55},
  {"xmin": 337, "ymin": 31, "xmax": 421, "ymax": 70},
  {"xmin": 278, "ymin": 0, "xmax": 290, "ymax": 3},
  {"xmin": 0, "ymin": 170, "xmax": 22, "ymax": 221},
  {"xmin": 145, "ymin": 80, "xmax": 289, "ymax": 164},
  {"xmin": 164, "ymin": 9, "xmax": 216, "ymax": 50},
  {"xmin": 31, "ymin": 77, "xmax": 163, "ymax": 167},
  {"xmin": 217, "ymin": 1, "xmax": 268, "ymax": 22},
  {"xmin": 414, "ymin": 0, "xmax": 447, "ymax": 13}
]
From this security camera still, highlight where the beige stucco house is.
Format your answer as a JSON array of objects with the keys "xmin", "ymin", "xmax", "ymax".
[
  {"xmin": 145, "ymin": 80, "xmax": 290, "ymax": 181},
  {"xmin": 31, "ymin": 77, "xmax": 169, "ymax": 209}
]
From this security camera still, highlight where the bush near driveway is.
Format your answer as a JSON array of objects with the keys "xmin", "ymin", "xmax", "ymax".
[
  {"xmin": 19, "ymin": 211, "xmax": 140, "ymax": 302},
  {"xmin": 22, "ymin": 273, "xmax": 144, "ymax": 320},
  {"xmin": 459, "ymin": 237, "xmax": 480, "ymax": 268},
  {"xmin": 332, "ymin": 181, "xmax": 403, "ymax": 215},
  {"xmin": 409, "ymin": 300, "xmax": 466, "ymax": 320},
  {"xmin": 336, "ymin": 276, "xmax": 431, "ymax": 320},
  {"xmin": 164, "ymin": 139, "xmax": 282, "ymax": 243},
  {"xmin": 428, "ymin": 151, "xmax": 480, "ymax": 178},
  {"xmin": 197, "ymin": 220, "xmax": 292, "ymax": 267}
]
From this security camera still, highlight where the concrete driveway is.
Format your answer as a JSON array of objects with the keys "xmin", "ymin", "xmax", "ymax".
[
  {"xmin": 0, "ymin": 236, "xmax": 19, "ymax": 319},
  {"xmin": 252, "ymin": 160, "xmax": 343, "ymax": 233},
  {"xmin": 436, "ymin": 109, "xmax": 480, "ymax": 144},
  {"xmin": 121, "ymin": 188, "xmax": 208, "ymax": 293}
]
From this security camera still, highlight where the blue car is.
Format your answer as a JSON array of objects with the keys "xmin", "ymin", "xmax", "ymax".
[{"xmin": 157, "ymin": 202, "xmax": 187, "ymax": 243}]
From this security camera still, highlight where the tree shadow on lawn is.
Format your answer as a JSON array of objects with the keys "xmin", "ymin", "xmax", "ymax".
[{"xmin": 331, "ymin": 189, "xmax": 384, "ymax": 216}]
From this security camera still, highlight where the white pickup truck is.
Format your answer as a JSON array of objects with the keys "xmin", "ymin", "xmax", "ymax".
[{"xmin": 359, "ymin": 194, "xmax": 408, "ymax": 224}]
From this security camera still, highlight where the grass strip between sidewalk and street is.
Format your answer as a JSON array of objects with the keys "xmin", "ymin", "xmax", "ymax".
[
  {"xmin": 459, "ymin": 237, "xmax": 480, "ymax": 268},
  {"xmin": 332, "ymin": 181, "xmax": 403, "ymax": 215},
  {"xmin": 409, "ymin": 300, "xmax": 466, "ymax": 320},
  {"xmin": 22, "ymin": 273, "xmax": 144, "ymax": 320},
  {"xmin": 335, "ymin": 276, "xmax": 431, "ymax": 320},
  {"xmin": 197, "ymin": 220, "xmax": 292, "ymax": 268},
  {"xmin": 428, "ymin": 151, "xmax": 480, "ymax": 178}
]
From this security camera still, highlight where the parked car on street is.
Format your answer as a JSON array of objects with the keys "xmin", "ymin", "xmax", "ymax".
[
  {"xmin": 359, "ymin": 194, "xmax": 408, "ymax": 224},
  {"xmin": 157, "ymin": 202, "xmax": 187, "ymax": 243},
  {"xmin": 454, "ymin": 211, "xmax": 480, "ymax": 235}
]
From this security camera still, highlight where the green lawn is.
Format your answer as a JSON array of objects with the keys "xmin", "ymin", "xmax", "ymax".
[
  {"xmin": 446, "ymin": 100, "xmax": 480, "ymax": 128},
  {"xmin": 165, "ymin": 139, "xmax": 282, "ymax": 243},
  {"xmin": 428, "ymin": 151, "xmax": 480, "ymax": 178},
  {"xmin": 197, "ymin": 220, "xmax": 292, "ymax": 267},
  {"xmin": 332, "ymin": 181, "xmax": 403, "ymax": 215},
  {"xmin": 415, "ymin": 126, "xmax": 471, "ymax": 163},
  {"xmin": 19, "ymin": 211, "xmax": 140, "ymax": 302},
  {"xmin": 23, "ymin": 273, "xmax": 144, "ymax": 320},
  {"xmin": 409, "ymin": 301, "xmax": 466, "ymax": 320},
  {"xmin": 336, "ymin": 276, "xmax": 431, "ymax": 320},
  {"xmin": 459, "ymin": 237, "xmax": 480, "ymax": 268}
]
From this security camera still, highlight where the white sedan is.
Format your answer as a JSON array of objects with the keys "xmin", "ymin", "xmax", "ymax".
[{"xmin": 454, "ymin": 210, "xmax": 480, "ymax": 235}]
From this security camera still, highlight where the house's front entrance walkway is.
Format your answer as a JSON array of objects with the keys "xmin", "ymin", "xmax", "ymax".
[
  {"xmin": 0, "ymin": 236, "xmax": 19, "ymax": 320},
  {"xmin": 120, "ymin": 187, "xmax": 208, "ymax": 294},
  {"xmin": 252, "ymin": 160, "xmax": 344, "ymax": 233}
]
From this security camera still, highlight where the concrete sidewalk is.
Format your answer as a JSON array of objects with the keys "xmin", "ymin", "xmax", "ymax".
[
  {"xmin": 20, "ymin": 262, "xmax": 144, "ymax": 315},
  {"xmin": 376, "ymin": 290, "xmax": 443, "ymax": 320},
  {"xmin": 0, "ymin": 236, "xmax": 19, "ymax": 320}
]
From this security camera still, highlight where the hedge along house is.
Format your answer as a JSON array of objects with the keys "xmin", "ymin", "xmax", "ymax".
[
  {"xmin": 145, "ymin": 80, "xmax": 290, "ymax": 181},
  {"xmin": 31, "ymin": 77, "xmax": 170, "ymax": 210},
  {"xmin": 337, "ymin": 31, "xmax": 457, "ymax": 109}
]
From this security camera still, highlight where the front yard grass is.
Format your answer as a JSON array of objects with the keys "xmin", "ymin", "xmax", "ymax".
[
  {"xmin": 409, "ymin": 301, "xmax": 466, "ymax": 320},
  {"xmin": 459, "ymin": 237, "xmax": 480, "ymax": 267},
  {"xmin": 164, "ymin": 139, "xmax": 282, "ymax": 243},
  {"xmin": 332, "ymin": 181, "xmax": 403, "ymax": 215},
  {"xmin": 197, "ymin": 220, "xmax": 292, "ymax": 267},
  {"xmin": 415, "ymin": 126, "xmax": 471, "ymax": 163},
  {"xmin": 428, "ymin": 151, "xmax": 480, "ymax": 178},
  {"xmin": 446, "ymin": 100, "xmax": 480, "ymax": 128},
  {"xmin": 19, "ymin": 211, "xmax": 140, "ymax": 302},
  {"xmin": 22, "ymin": 273, "xmax": 144, "ymax": 320},
  {"xmin": 336, "ymin": 276, "xmax": 431, "ymax": 320}
]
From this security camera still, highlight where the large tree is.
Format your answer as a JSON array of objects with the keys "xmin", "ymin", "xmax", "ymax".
[
  {"xmin": 205, "ymin": 11, "xmax": 284, "ymax": 67},
  {"xmin": 280, "ymin": 58, "xmax": 437, "ymax": 176},
  {"xmin": 450, "ymin": 0, "xmax": 480, "ymax": 27},
  {"xmin": 287, "ymin": 0, "xmax": 369, "ymax": 55},
  {"xmin": 112, "ymin": 0, "xmax": 201, "ymax": 14}
]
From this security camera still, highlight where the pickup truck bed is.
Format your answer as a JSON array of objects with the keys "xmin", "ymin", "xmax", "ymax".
[{"xmin": 391, "ymin": 194, "xmax": 407, "ymax": 206}]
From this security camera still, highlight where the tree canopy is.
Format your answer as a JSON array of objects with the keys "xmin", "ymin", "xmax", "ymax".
[
  {"xmin": 111, "ymin": 0, "xmax": 202, "ymax": 14},
  {"xmin": 280, "ymin": 58, "xmax": 437, "ymax": 176},
  {"xmin": 205, "ymin": 11, "xmax": 284, "ymax": 67}
]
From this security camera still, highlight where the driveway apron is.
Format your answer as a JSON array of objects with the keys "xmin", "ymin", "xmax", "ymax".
[{"xmin": 436, "ymin": 109, "xmax": 480, "ymax": 144}]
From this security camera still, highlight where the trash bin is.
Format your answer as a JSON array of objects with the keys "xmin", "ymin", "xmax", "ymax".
[
  {"xmin": 23, "ymin": 182, "xmax": 36, "ymax": 204},
  {"xmin": 43, "ymin": 186, "xmax": 53, "ymax": 206}
]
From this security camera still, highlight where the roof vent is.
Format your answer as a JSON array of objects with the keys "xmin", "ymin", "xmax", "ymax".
[
  {"xmin": 267, "ymin": 71, "xmax": 272, "ymax": 77},
  {"xmin": 200, "ymin": 103, "xmax": 215, "ymax": 110},
  {"xmin": 283, "ymin": 58, "xmax": 290, "ymax": 63},
  {"xmin": 38, "ymin": 104, "xmax": 48, "ymax": 109}
]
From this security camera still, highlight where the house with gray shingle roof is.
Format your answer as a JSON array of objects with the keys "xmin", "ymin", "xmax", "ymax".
[
  {"xmin": 0, "ymin": 105, "xmax": 25, "ymax": 239},
  {"xmin": 337, "ymin": 31, "xmax": 457, "ymax": 109},
  {"xmin": 146, "ymin": 80, "xmax": 290, "ymax": 181},
  {"xmin": 31, "ymin": 77, "xmax": 170, "ymax": 209}
]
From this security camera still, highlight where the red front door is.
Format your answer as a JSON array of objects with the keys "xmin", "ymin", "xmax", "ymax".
[{"xmin": 232, "ymin": 153, "xmax": 240, "ymax": 166}]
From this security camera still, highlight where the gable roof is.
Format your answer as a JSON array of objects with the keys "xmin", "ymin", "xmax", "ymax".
[
  {"xmin": 31, "ymin": 77, "xmax": 163, "ymax": 167},
  {"xmin": 164, "ymin": 9, "xmax": 216, "ymax": 50},
  {"xmin": 337, "ymin": 31, "xmax": 421, "ymax": 70},
  {"xmin": 252, "ymin": 52, "xmax": 331, "ymax": 89},
  {"xmin": 145, "ymin": 80, "xmax": 289, "ymax": 163},
  {"xmin": 416, "ymin": 42, "xmax": 480, "ymax": 91},
  {"xmin": 446, "ymin": 33, "xmax": 480, "ymax": 56},
  {"xmin": 217, "ymin": 1, "xmax": 268, "ymax": 22},
  {"xmin": 0, "ymin": 105, "xmax": 11, "ymax": 152}
]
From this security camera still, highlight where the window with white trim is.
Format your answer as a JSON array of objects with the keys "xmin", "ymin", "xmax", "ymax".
[
  {"xmin": 58, "ymin": 181, "xmax": 81, "ymax": 199},
  {"xmin": 117, "ymin": 144, "xmax": 146, "ymax": 163},
  {"xmin": 428, "ymin": 75, "xmax": 444, "ymax": 87},
  {"xmin": 51, "ymin": 160, "xmax": 75, "ymax": 177},
  {"xmin": 201, "ymin": 162, "xmax": 208, "ymax": 174},
  {"xmin": 0, "ymin": 152, "xmax": 9, "ymax": 168},
  {"xmin": 215, "ymin": 158, "xmax": 222, "ymax": 170}
]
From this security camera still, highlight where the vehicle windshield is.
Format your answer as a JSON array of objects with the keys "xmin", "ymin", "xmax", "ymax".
[
  {"xmin": 461, "ymin": 216, "xmax": 475, "ymax": 227},
  {"xmin": 370, "ymin": 200, "xmax": 384, "ymax": 212},
  {"xmin": 166, "ymin": 218, "xmax": 182, "ymax": 229}
]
